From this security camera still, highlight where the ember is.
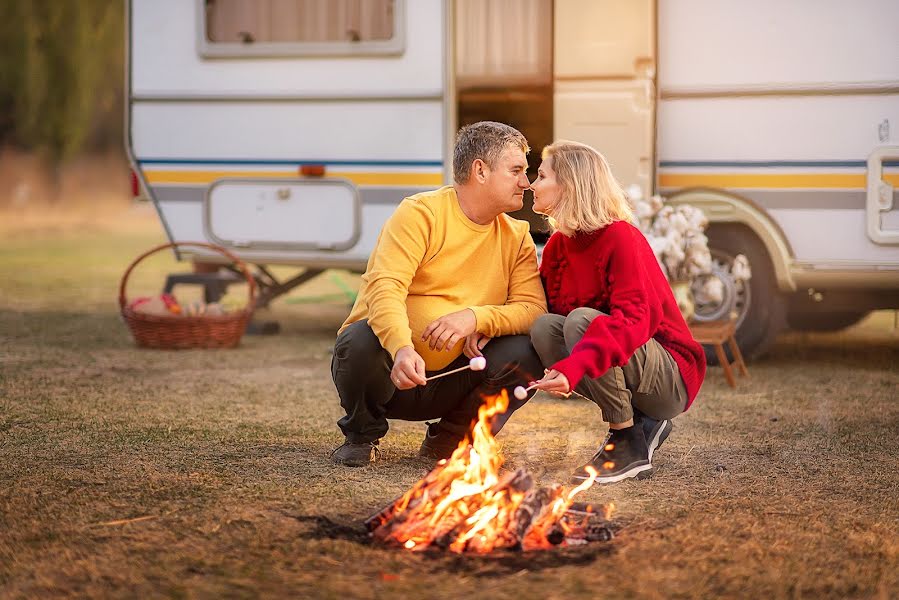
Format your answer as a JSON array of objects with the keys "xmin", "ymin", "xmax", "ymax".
[{"xmin": 366, "ymin": 390, "xmax": 614, "ymax": 553}]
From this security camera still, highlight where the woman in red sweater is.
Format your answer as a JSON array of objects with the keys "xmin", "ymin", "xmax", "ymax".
[{"xmin": 528, "ymin": 140, "xmax": 706, "ymax": 484}]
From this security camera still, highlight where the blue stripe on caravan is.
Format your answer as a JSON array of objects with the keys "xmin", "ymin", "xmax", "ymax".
[
  {"xmin": 660, "ymin": 160, "xmax": 899, "ymax": 168},
  {"xmin": 137, "ymin": 158, "xmax": 444, "ymax": 167}
]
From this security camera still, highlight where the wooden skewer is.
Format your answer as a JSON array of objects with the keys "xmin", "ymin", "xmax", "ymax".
[
  {"xmin": 517, "ymin": 383, "xmax": 591, "ymax": 401},
  {"xmin": 424, "ymin": 356, "xmax": 487, "ymax": 382}
]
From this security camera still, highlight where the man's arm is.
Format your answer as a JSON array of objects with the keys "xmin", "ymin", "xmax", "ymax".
[
  {"xmin": 469, "ymin": 230, "xmax": 547, "ymax": 337},
  {"xmin": 364, "ymin": 200, "xmax": 432, "ymax": 358}
]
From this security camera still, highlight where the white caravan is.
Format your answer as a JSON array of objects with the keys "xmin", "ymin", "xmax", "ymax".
[{"xmin": 127, "ymin": 0, "xmax": 899, "ymax": 358}]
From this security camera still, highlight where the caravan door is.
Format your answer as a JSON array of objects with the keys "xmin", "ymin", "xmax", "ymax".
[{"xmin": 552, "ymin": 0, "xmax": 657, "ymax": 200}]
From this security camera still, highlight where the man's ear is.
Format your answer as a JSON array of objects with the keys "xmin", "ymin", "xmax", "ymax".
[{"xmin": 472, "ymin": 159, "xmax": 488, "ymax": 184}]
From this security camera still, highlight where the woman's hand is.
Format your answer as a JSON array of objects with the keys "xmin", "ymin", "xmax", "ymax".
[{"xmin": 529, "ymin": 369, "xmax": 571, "ymax": 396}]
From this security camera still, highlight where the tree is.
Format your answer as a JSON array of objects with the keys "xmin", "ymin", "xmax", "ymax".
[{"xmin": 0, "ymin": 0, "xmax": 124, "ymax": 164}]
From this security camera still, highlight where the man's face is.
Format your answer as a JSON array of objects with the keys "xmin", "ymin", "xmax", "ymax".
[{"xmin": 483, "ymin": 145, "xmax": 530, "ymax": 213}]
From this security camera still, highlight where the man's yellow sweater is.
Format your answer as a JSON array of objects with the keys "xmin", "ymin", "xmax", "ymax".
[{"xmin": 340, "ymin": 186, "xmax": 547, "ymax": 371}]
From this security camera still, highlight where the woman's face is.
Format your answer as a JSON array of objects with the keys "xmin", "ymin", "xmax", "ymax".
[{"xmin": 530, "ymin": 156, "xmax": 561, "ymax": 216}]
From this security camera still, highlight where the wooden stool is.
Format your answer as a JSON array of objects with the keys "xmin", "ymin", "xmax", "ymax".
[{"xmin": 688, "ymin": 319, "xmax": 749, "ymax": 388}]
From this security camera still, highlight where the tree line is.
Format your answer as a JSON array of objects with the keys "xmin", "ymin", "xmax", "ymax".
[{"xmin": 0, "ymin": 0, "xmax": 124, "ymax": 164}]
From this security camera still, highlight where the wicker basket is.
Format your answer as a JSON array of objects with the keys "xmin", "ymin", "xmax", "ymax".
[{"xmin": 119, "ymin": 242, "xmax": 256, "ymax": 349}]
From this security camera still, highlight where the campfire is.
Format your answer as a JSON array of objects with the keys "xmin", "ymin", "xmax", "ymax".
[{"xmin": 366, "ymin": 390, "xmax": 615, "ymax": 553}]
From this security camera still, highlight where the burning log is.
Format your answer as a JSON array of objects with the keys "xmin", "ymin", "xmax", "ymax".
[
  {"xmin": 489, "ymin": 467, "xmax": 533, "ymax": 495},
  {"xmin": 513, "ymin": 485, "xmax": 560, "ymax": 543},
  {"xmin": 367, "ymin": 390, "xmax": 613, "ymax": 553}
]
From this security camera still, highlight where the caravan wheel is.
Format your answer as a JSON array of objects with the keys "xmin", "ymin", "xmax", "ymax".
[{"xmin": 701, "ymin": 226, "xmax": 786, "ymax": 363}]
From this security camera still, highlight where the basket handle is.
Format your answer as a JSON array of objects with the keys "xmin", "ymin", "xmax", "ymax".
[{"xmin": 118, "ymin": 241, "xmax": 257, "ymax": 312}]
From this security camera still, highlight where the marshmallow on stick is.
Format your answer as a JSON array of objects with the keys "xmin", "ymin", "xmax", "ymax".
[{"xmin": 425, "ymin": 356, "xmax": 486, "ymax": 382}]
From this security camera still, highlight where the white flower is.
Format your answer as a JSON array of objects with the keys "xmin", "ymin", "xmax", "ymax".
[
  {"xmin": 694, "ymin": 277, "xmax": 725, "ymax": 305},
  {"xmin": 732, "ymin": 254, "xmax": 752, "ymax": 281}
]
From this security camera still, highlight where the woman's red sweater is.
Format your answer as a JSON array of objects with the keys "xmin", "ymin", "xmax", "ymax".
[{"xmin": 539, "ymin": 220, "xmax": 706, "ymax": 407}]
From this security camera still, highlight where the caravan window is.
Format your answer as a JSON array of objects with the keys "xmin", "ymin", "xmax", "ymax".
[{"xmin": 200, "ymin": 0, "xmax": 403, "ymax": 57}]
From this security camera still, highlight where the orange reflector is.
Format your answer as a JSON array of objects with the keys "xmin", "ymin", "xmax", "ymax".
[
  {"xmin": 130, "ymin": 169, "xmax": 141, "ymax": 197},
  {"xmin": 299, "ymin": 164, "xmax": 326, "ymax": 177}
]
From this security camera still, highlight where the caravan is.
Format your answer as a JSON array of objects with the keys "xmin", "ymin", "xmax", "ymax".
[{"xmin": 126, "ymin": 0, "xmax": 899, "ymax": 358}]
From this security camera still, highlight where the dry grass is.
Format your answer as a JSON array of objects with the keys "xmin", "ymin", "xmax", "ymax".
[{"xmin": 1, "ymin": 171, "xmax": 898, "ymax": 598}]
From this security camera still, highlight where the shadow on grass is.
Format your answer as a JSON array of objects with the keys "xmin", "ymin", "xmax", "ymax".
[
  {"xmin": 760, "ymin": 334, "xmax": 898, "ymax": 370},
  {"xmin": 287, "ymin": 514, "xmax": 616, "ymax": 576}
]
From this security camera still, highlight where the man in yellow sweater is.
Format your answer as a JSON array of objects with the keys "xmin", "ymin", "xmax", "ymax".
[{"xmin": 331, "ymin": 121, "xmax": 548, "ymax": 466}]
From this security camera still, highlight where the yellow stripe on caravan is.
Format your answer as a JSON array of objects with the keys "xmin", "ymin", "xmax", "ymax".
[
  {"xmin": 329, "ymin": 171, "xmax": 443, "ymax": 186},
  {"xmin": 143, "ymin": 170, "xmax": 443, "ymax": 186},
  {"xmin": 658, "ymin": 173, "xmax": 864, "ymax": 189},
  {"xmin": 659, "ymin": 172, "xmax": 899, "ymax": 189}
]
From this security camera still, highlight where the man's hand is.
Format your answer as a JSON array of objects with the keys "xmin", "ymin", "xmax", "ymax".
[
  {"xmin": 391, "ymin": 346, "xmax": 427, "ymax": 390},
  {"xmin": 462, "ymin": 333, "xmax": 491, "ymax": 359},
  {"xmin": 422, "ymin": 309, "xmax": 477, "ymax": 352},
  {"xmin": 529, "ymin": 369, "xmax": 571, "ymax": 396}
]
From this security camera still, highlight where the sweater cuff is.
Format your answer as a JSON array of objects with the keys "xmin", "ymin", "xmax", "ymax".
[
  {"xmin": 382, "ymin": 334, "xmax": 414, "ymax": 360},
  {"xmin": 468, "ymin": 306, "xmax": 489, "ymax": 336},
  {"xmin": 552, "ymin": 356, "xmax": 590, "ymax": 392}
]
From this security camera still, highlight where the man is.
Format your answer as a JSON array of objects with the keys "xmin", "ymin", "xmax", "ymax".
[{"xmin": 330, "ymin": 121, "xmax": 547, "ymax": 467}]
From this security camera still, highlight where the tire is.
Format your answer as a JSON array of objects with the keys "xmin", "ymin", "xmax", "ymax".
[
  {"xmin": 699, "ymin": 225, "xmax": 786, "ymax": 363},
  {"xmin": 787, "ymin": 310, "xmax": 869, "ymax": 332}
]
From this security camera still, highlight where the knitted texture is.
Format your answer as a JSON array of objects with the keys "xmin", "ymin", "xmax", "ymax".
[{"xmin": 540, "ymin": 220, "xmax": 706, "ymax": 407}]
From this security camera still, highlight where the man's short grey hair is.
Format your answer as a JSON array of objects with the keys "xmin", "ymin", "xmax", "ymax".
[{"xmin": 452, "ymin": 121, "xmax": 529, "ymax": 184}]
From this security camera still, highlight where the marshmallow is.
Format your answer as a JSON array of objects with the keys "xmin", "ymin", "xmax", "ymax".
[
  {"xmin": 469, "ymin": 356, "xmax": 487, "ymax": 371},
  {"xmin": 513, "ymin": 386, "xmax": 528, "ymax": 400}
]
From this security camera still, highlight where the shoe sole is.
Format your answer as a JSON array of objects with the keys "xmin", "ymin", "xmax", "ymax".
[
  {"xmin": 331, "ymin": 457, "xmax": 373, "ymax": 467},
  {"xmin": 330, "ymin": 447, "xmax": 380, "ymax": 467},
  {"xmin": 570, "ymin": 461, "xmax": 653, "ymax": 485},
  {"xmin": 646, "ymin": 420, "xmax": 672, "ymax": 462}
]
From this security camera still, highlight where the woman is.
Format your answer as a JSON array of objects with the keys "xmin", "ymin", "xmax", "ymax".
[{"xmin": 528, "ymin": 141, "xmax": 706, "ymax": 484}]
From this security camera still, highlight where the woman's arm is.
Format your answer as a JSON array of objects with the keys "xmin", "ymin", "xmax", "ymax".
[{"xmin": 552, "ymin": 224, "xmax": 662, "ymax": 389}]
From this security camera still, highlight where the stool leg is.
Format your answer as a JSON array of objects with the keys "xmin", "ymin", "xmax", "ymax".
[
  {"xmin": 727, "ymin": 336, "xmax": 749, "ymax": 377},
  {"xmin": 714, "ymin": 342, "xmax": 736, "ymax": 388}
]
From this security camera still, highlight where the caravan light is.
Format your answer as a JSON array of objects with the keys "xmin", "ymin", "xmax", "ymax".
[{"xmin": 299, "ymin": 164, "xmax": 326, "ymax": 177}]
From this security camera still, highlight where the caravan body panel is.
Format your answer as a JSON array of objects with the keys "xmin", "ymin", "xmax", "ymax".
[
  {"xmin": 128, "ymin": 0, "xmax": 447, "ymax": 267},
  {"xmin": 657, "ymin": 0, "xmax": 899, "ymax": 269}
]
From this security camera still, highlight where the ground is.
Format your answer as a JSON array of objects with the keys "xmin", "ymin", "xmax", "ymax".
[{"xmin": 1, "ymin": 188, "xmax": 897, "ymax": 598}]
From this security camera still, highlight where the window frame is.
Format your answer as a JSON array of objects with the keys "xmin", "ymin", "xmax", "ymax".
[{"xmin": 196, "ymin": 0, "xmax": 406, "ymax": 58}]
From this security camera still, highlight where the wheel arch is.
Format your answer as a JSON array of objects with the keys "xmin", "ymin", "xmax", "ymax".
[{"xmin": 665, "ymin": 187, "xmax": 797, "ymax": 293}]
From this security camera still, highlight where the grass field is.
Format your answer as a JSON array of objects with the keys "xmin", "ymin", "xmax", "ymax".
[{"xmin": 1, "ymin": 199, "xmax": 898, "ymax": 599}]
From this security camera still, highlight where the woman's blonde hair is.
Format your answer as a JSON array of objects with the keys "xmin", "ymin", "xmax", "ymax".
[{"xmin": 541, "ymin": 140, "xmax": 632, "ymax": 236}]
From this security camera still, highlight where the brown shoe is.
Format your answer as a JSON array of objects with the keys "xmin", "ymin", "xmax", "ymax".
[
  {"xmin": 418, "ymin": 422, "xmax": 465, "ymax": 460},
  {"xmin": 330, "ymin": 439, "xmax": 380, "ymax": 467}
]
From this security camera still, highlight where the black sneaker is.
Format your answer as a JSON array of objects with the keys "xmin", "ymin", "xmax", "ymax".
[
  {"xmin": 330, "ymin": 439, "xmax": 380, "ymax": 467},
  {"xmin": 633, "ymin": 408, "xmax": 673, "ymax": 461},
  {"xmin": 570, "ymin": 425, "xmax": 652, "ymax": 484},
  {"xmin": 643, "ymin": 417, "xmax": 672, "ymax": 461},
  {"xmin": 418, "ymin": 422, "xmax": 465, "ymax": 460}
]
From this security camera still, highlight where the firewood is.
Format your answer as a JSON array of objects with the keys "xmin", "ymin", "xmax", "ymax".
[
  {"xmin": 513, "ymin": 485, "xmax": 559, "ymax": 541},
  {"xmin": 488, "ymin": 468, "xmax": 533, "ymax": 495}
]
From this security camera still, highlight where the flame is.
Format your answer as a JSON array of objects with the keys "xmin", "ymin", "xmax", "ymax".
[{"xmin": 371, "ymin": 390, "xmax": 612, "ymax": 553}]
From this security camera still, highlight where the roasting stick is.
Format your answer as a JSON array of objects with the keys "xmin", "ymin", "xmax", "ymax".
[
  {"xmin": 514, "ymin": 382, "xmax": 591, "ymax": 401},
  {"xmin": 424, "ymin": 356, "xmax": 487, "ymax": 382}
]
